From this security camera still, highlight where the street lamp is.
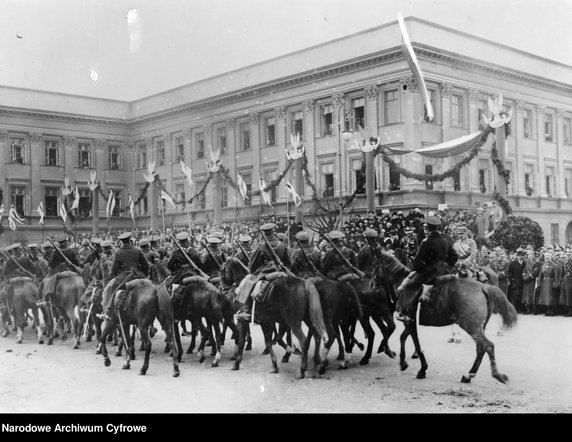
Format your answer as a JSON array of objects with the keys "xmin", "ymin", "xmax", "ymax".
[{"xmin": 337, "ymin": 104, "xmax": 353, "ymax": 228}]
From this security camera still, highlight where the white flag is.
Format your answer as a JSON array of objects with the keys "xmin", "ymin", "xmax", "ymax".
[
  {"xmin": 8, "ymin": 204, "xmax": 24, "ymax": 224},
  {"xmin": 0, "ymin": 204, "xmax": 4, "ymax": 223},
  {"xmin": 285, "ymin": 181, "xmax": 302, "ymax": 207},
  {"xmin": 69, "ymin": 185, "xmax": 80, "ymax": 211},
  {"xmin": 88, "ymin": 171, "xmax": 98, "ymax": 191},
  {"xmin": 161, "ymin": 189, "xmax": 176, "ymax": 209},
  {"xmin": 128, "ymin": 194, "xmax": 135, "ymax": 222},
  {"xmin": 259, "ymin": 178, "xmax": 272, "ymax": 208},
  {"xmin": 8, "ymin": 216, "xmax": 16, "ymax": 231},
  {"xmin": 237, "ymin": 173, "xmax": 248, "ymax": 200},
  {"xmin": 106, "ymin": 188, "xmax": 116, "ymax": 220},
  {"xmin": 180, "ymin": 160, "xmax": 194, "ymax": 188},
  {"xmin": 59, "ymin": 201, "xmax": 68, "ymax": 223},
  {"xmin": 37, "ymin": 202, "xmax": 45, "ymax": 225}
]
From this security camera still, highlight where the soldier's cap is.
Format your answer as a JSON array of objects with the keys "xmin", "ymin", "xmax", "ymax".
[
  {"xmin": 81, "ymin": 239, "xmax": 90, "ymax": 246},
  {"xmin": 175, "ymin": 231, "xmax": 190, "ymax": 241},
  {"xmin": 260, "ymin": 223, "xmax": 276, "ymax": 232},
  {"xmin": 277, "ymin": 232, "xmax": 287, "ymax": 241},
  {"xmin": 295, "ymin": 231, "xmax": 310, "ymax": 242},
  {"xmin": 210, "ymin": 231, "xmax": 224, "ymax": 239},
  {"xmin": 42, "ymin": 241, "xmax": 53, "ymax": 248},
  {"xmin": 5, "ymin": 243, "xmax": 21, "ymax": 251},
  {"xmin": 118, "ymin": 232, "xmax": 132, "ymax": 241},
  {"xmin": 57, "ymin": 236, "xmax": 68, "ymax": 243},
  {"xmin": 327, "ymin": 230, "xmax": 345, "ymax": 240},
  {"xmin": 207, "ymin": 237, "xmax": 222, "ymax": 244},
  {"xmin": 426, "ymin": 216, "xmax": 441, "ymax": 226},
  {"xmin": 90, "ymin": 237, "xmax": 102, "ymax": 245},
  {"xmin": 150, "ymin": 235, "xmax": 159, "ymax": 243},
  {"xmin": 28, "ymin": 243, "xmax": 38, "ymax": 248},
  {"xmin": 238, "ymin": 234, "xmax": 252, "ymax": 243},
  {"xmin": 101, "ymin": 240, "xmax": 114, "ymax": 248},
  {"xmin": 456, "ymin": 226, "xmax": 468, "ymax": 234},
  {"xmin": 404, "ymin": 227, "xmax": 414, "ymax": 233},
  {"xmin": 365, "ymin": 228, "xmax": 379, "ymax": 238},
  {"xmin": 139, "ymin": 237, "xmax": 150, "ymax": 247}
]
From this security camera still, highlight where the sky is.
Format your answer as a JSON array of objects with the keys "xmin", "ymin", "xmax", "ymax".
[{"xmin": 1, "ymin": 0, "xmax": 571, "ymax": 101}]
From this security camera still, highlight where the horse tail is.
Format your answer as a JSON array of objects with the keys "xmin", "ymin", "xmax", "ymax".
[
  {"xmin": 305, "ymin": 280, "xmax": 328, "ymax": 343},
  {"xmin": 484, "ymin": 285, "xmax": 518, "ymax": 331}
]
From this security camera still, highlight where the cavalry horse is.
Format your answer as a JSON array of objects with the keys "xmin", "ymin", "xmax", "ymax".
[
  {"xmin": 222, "ymin": 257, "xmax": 329, "ymax": 379},
  {"xmin": 375, "ymin": 252, "xmax": 518, "ymax": 383},
  {"xmin": 98, "ymin": 277, "xmax": 180, "ymax": 377},
  {"xmin": 3, "ymin": 277, "xmax": 44, "ymax": 344},
  {"xmin": 171, "ymin": 275, "xmax": 225, "ymax": 367}
]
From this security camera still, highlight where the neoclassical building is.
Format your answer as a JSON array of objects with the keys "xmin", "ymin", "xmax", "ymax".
[{"xmin": 1, "ymin": 17, "xmax": 571, "ymax": 246}]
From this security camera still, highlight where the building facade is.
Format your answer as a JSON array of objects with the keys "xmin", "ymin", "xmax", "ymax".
[{"xmin": 1, "ymin": 17, "xmax": 572, "ymax": 246}]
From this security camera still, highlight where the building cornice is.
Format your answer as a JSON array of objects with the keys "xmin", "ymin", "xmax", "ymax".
[{"xmin": 0, "ymin": 107, "xmax": 129, "ymax": 128}]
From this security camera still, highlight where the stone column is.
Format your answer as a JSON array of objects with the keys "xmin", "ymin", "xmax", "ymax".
[
  {"xmin": 0, "ymin": 132, "xmax": 7, "ymax": 207},
  {"xmin": 146, "ymin": 138, "xmax": 158, "ymax": 231},
  {"xmin": 440, "ymin": 82, "xmax": 454, "ymax": 192},
  {"xmin": 249, "ymin": 113, "xmax": 261, "ymax": 207},
  {"xmin": 557, "ymin": 109, "xmax": 568, "ymax": 199},
  {"xmin": 29, "ymin": 133, "xmax": 42, "ymax": 217},
  {"xmin": 536, "ymin": 105, "xmax": 547, "ymax": 198},
  {"xmin": 515, "ymin": 100, "xmax": 527, "ymax": 196},
  {"xmin": 364, "ymin": 85, "xmax": 379, "ymax": 212},
  {"xmin": 332, "ymin": 94, "xmax": 345, "ymax": 201},
  {"xmin": 276, "ymin": 106, "xmax": 288, "ymax": 205},
  {"xmin": 94, "ymin": 138, "xmax": 106, "ymax": 233},
  {"xmin": 297, "ymin": 100, "xmax": 315, "ymax": 223}
]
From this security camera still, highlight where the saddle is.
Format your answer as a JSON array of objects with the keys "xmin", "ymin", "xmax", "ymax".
[
  {"xmin": 418, "ymin": 285, "xmax": 457, "ymax": 327},
  {"xmin": 114, "ymin": 279, "xmax": 149, "ymax": 312}
]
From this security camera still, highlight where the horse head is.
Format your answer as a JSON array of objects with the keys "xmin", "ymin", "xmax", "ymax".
[
  {"xmin": 221, "ymin": 256, "xmax": 249, "ymax": 286},
  {"xmin": 374, "ymin": 251, "xmax": 410, "ymax": 285}
]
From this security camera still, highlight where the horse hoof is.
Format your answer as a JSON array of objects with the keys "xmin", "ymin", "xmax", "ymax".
[
  {"xmin": 412, "ymin": 352, "xmax": 419, "ymax": 359},
  {"xmin": 139, "ymin": 370, "xmax": 146, "ymax": 375},
  {"xmin": 281, "ymin": 355, "xmax": 290, "ymax": 363},
  {"xmin": 416, "ymin": 372, "xmax": 426, "ymax": 379},
  {"xmin": 73, "ymin": 343, "xmax": 79, "ymax": 350},
  {"xmin": 104, "ymin": 358, "xmax": 111, "ymax": 367},
  {"xmin": 336, "ymin": 354, "xmax": 344, "ymax": 361},
  {"xmin": 359, "ymin": 358, "xmax": 369, "ymax": 366},
  {"xmin": 245, "ymin": 344, "xmax": 252, "ymax": 351},
  {"xmin": 122, "ymin": 364, "xmax": 130, "ymax": 370},
  {"xmin": 269, "ymin": 368, "xmax": 279, "ymax": 374},
  {"xmin": 86, "ymin": 336, "xmax": 92, "ymax": 343},
  {"xmin": 173, "ymin": 370, "xmax": 180, "ymax": 378},
  {"xmin": 115, "ymin": 351, "xmax": 122, "ymax": 357},
  {"xmin": 377, "ymin": 345, "xmax": 385, "ymax": 354},
  {"xmin": 495, "ymin": 374, "xmax": 509, "ymax": 384},
  {"xmin": 211, "ymin": 361, "xmax": 219, "ymax": 368},
  {"xmin": 231, "ymin": 364, "xmax": 240, "ymax": 371},
  {"xmin": 38, "ymin": 339, "xmax": 44, "ymax": 345},
  {"xmin": 48, "ymin": 339, "xmax": 53, "ymax": 345},
  {"xmin": 295, "ymin": 373, "xmax": 305, "ymax": 379},
  {"xmin": 230, "ymin": 356, "xmax": 236, "ymax": 361},
  {"xmin": 261, "ymin": 348, "xmax": 269, "ymax": 355},
  {"xmin": 461, "ymin": 375, "xmax": 471, "ymax": 383},
  {"xmin": 400, "ymin": 362, "xmax": 408, "ymax": 372},
  {"xmin": 386, "ymin": 350, "xmax": 396, "ymax": 359},
  {"xmin": 199, "ymin": 356, "xmax": 205, "ymax": 363},
  {"xmin": 61, "ymin": 336, "xmax": 67, "ymax": 342}
]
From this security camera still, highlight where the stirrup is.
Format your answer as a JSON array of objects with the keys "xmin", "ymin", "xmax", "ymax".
[
  {"xmin": 396, "ymin": 312, "xmax": 414, "ymax": 323},
  {"xmin": 36, "ymin": 300, "xmax": 47, "ymax": 307},
  {"xmin": 96, "ymin": 313, "xmax": 111, "ymax": 321}
]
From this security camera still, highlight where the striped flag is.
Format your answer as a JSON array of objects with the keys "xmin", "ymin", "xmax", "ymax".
[
  {"xmin": 69, "ymin": 185, "xmax": 80, "ymax": 211},
  {"xmin": 259, "ymin": 178, "xmax": 272, "ymax": 208},
  {"xmin": 0, "ymin": 204, "xmax": 4, "ymax": 223},
  {"xmin": 180, "ymin": 160, "xmax": 194, "ymax": 188},
  {"xmin": 397, "ymin": 13, "xmax": 434, "ymax": 122},
  {"xmin": 106, "ymin": 188, "xmax": 115, "ymax": 220},
  {"xmin": 161, "ymin": 189, "xmax": 176, "ymax": 209},
  {"xmin": 237, "ymin": 173, "xmax": 248, "ymax": 200},
  {"xmin": 285, "ymin": 181, "xmax": 302, "ymax": 207},
  {"xmin": 37, "ymin": 202, "xmax": 45, "ymax": 224},
  {"xmin": 128, "ymin": 194, "xmax": 135, "ymax": 222},
  {"xmin": 59, "ymin": 201, "xmax": 68, "ymax": 224},
  {"xmin": 9, "ymin": 204, "xmax": 25, "ymax": 224}
]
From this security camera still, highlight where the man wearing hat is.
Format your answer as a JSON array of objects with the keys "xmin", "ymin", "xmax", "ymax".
[
  {"xmin": 77, "ymin": 238, "xmax": 92, "ymax": 266},
  {"xmin": 83, "ymin": 238, "xmax": 103, "ymax": 268},
  {"xmin": 166, "ymin": 231, "xmax": 201, "ymax": 289},
  {"xmin": 357, "ymin": 228, "xmax": 381, "ymax": 278},
  {"xmin": 2, "ymin": 243, "xmax": 35, "ymax": 280},
  {"xmin": 81, "ymin": 239, "xmax": 116, "ymax": 314},
  {"xmin": 322, "ymin": 229, "xmax": 358, "ymax": 280},
  {"xmin": 507, "ymin": 248, "xmax": 527, "ymax": 312},
  {"xmin": 99, "ymin": 231, "xmax": 150, "ymax": 321},
  {"xmin": 200, "ymin": 236, "xmax": 227, "ymax": 282},
  {"xmin": 236, "ymin": 234, "xmax": 253, "ymax": 267},
  {"xmin": 291, "ymin": 231, "xmax": 321, "ymax": 278},
  {"xmin": 400, "ymin": 226, "xmax": 419, "ymax": 267},
  {"xmin": 235, "ymin": 222, "xmax": 292, "ymax": 321},
  {"xmin": 150, "ymin": 234, "xmax": 167, "ymax": 261},
  {"xmin": 396, "ymin": 215, "xmax": 458, "ymax": 323},
  {"xmin": 139, "ymin": 237, "xmax": 160, "ymax": 265},
  {"xmin": 452, "ymin": 225, "xmax": 485, "ymax": 282}
]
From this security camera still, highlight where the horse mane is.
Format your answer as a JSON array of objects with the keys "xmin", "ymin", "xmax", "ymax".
[{"xmin": 379, "ymin": 252, "xmax": 410, "ymax": 275}]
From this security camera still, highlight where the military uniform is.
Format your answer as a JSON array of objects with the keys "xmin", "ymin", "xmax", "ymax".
[
  {"xmin": 236, "ymin": 235, "xmax": 253, "ymax": 267},
  {"xmin": 290, "ymin": 231, "xmax": 321, "ymax": 278},
  {"xmin": 200, "ymin": 237, "xmax": 227, "ymax": 278},
  {"xmin": 322, "ymin": 230, "xmax": 357, "ymax": 279},
  {"xmin": 356, "ymin": 228, "xmax": 381, "ymax": 277},
  {"xmin": 166, "ymin": 232, "xmax": 201, "ymax": 289}
]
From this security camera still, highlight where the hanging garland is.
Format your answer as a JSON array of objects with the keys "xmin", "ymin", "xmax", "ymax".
[
  {"xmin": 491, "ymin": 143, "xmax": 511, "ymax": 186},
  {"xmin": 492, "ymin": 190, "xmax": 513, "ymax": 215}
]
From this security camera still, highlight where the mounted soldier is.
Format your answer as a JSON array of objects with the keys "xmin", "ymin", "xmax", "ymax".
[
  {"xmin": 235, "ymin": 222, "xmax": 292, "ymax": 321},
  {"xmin": 38, "ymin": 236, "xmax": 82, "ymax": 304},
  {"xmin": 452, "ymin": 225, "xmax": 487, "ymax": 282},
  {"xmin": 396, "ymin": 215, "xmax": 459, "ymax": 323},
  {"xmin": 290, "ymin": 231, "xmax": 322, "ymax": 278},
  {"xmin": 165, "ymin": 231, "xmax": 202, "ymax": 290},
  {"xmin": 83, "ymin": 237, "xmax": 103, "ymax": 268},
  {"xmin": 235, "ymin": 234, "xmax": 253, "ymax": 267},
  {"xmin": 81, "ymin": 239, "xmax": 115, "ymax": 310},
  {"xmin": 356, "ymin": 228, "xmax": 382, "ymax": 278},
  {"xmin": 200, "ymin": 236, "xmax": 227, "ymax": 284},
  {"xmin": 321, "ymin": 230, "xmax": 358, "ymax": 280},
  {"xmin": 98, "ymin": 231, "xmax": 150, "ymax": 321},
  {"xmin": 400, "ymin": 226, "xmax": 419, "ymax": 267}
]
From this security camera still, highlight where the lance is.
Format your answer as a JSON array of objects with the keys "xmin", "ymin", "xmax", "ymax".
[
  {"xmin": 258, "ymin": 228, "xmax": 295, "ymax": 278},
  {"xmin": 320, "ymin": 232, "xmax": 366, "ymax": 278},
  {"xmin": 169, "ymin": 234, "xmax": 210, "ymax": 279},
  {"xmin": 201, "ymin": 238, "xmax": 223, "ymax": 268},
  {"xmin": 47, "ymin": 238, "xmax": 83, "ymax": 274},
  {"xmin": 294, "ymin": 237, "xmax": 327, "ymax": 279},
  {"xmin": 0, "ymin": 248, "xmax": 36, "ymax": 279}
]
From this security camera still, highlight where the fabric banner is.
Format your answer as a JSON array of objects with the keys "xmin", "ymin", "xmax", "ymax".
[{"xmin": 414, "ymin": 131, "xmax": 483, "ymax": 158}]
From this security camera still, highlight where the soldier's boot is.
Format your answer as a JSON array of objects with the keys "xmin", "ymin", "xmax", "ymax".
[
  {"xmin": 419, "ymin": 284, "xmax": 434, "ymax": 303},
  {"xmin": 235, "ymin": 298, "xmax": 252, "ymax": 322}
]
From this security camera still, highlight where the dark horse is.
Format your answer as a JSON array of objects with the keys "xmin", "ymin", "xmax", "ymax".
[
  {"xmin": 4, "ymin": 277, "xmax": 44, "ymax": 344},
  {"xmin": 375, "ymin": 252, "xmax": 518, "ymax": 383},
  {"xmin": 223, "ymin": 257, "xmax": 329, "ymax": 379},
  {"xmin": 99, "ymin": 278, "xmax": 180, "ymax": 377}
]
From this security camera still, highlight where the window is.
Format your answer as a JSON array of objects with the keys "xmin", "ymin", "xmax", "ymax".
[
  {"xmin": 196, "ymin": 132, "xmax": 205, "ymax": 159},
  {"xmin": 264, "ymin": 170, "xmax": 278, "ymax": 203},
  {"xmin": 156, "ymin": 141, "xmax": 165, "ymax": 166},
  {"xmin": 136, "ymin": 189, "xmax": 148, "ymax": 216},
  {"xmin": 478, "ymin": 159, "xmax": 490, "ymax": 193},
  {"xmin": 217, "ymin": 127, "xmax": 227, "ymax": 155},
  {"xmin": 319, "ymin": 163, "xmax": 335, "ymax": 198},
  {"xmin": 137, "ymin": 144, "xmax": 147, "ymax": 169},
  {"xmin": 546, "ymin": 166, "xmax": 555, "ymax": 197},
  {"xmin": 112, "ymin": 190, "xmax": 122, "ymax": 217},
  {"xmin": 551, "ymin": 224, "xmax": 559, "ymax": 246},
  {"xmin": 221, "ymin": 180, "xmax": 228, "ymax": 208},
  {"xmin": 108, "ymin": 145, "xmax": 121, "ymax": 170},
  {"xmin": 565, "ymin": 169, "xmax": 572, "ymax": 198},
  {"xmin": 44, "ymin": 140, "xmax": 60, "ymax": 166},
  {"xmin": 78, "ymin": 188, "xmax": 91, "ymax": 217},
  {"xmin": 352, "ymin": 159, "xmax": 365, "ymax": 194},
  {"xmin": 241, "ymin": 173, "xmax": 252, "ymax": 206},
  {"xmin": 425, "ymin": 164, "xmax": 434, "ymax": 190},
  {"xmin": 265, "ymin": 117, "xmax": 276, "ymax": 146},
  {"xmin": 424, "ymin": 89, "xmax": 436, "ymax": 122},
  {"xmin": 10, "ymin": 137, "xmax": 26, "ymax": 164},
  {"xmin": 291, "ymin": 111, "xmax": 303, "ymax": 139},
  {"xmin": 194, "ymin": 181, "xmax": 206, "ymax": 210},
  {"xmin": 351, "ymin": 98, "xmax": 365, "ymax": 130},
  {"xmin": 524, "ymin": 164, "xmax": 535, "ymax": 196},
  {"xmin": 451, "ymin": 94, "xmax": 464, "ymax": 127},
  {"xmin": 384, "ymin": 89, "xmax": 399, "ymax": 124},
  {"xmin": 321, "ymin": 104, "xmax": 333, "ymax": 136},
  {"xmin": 78, "ymin": 142, "xmax": 92, "ymax": 168},
  {"xmin": 389, "ymin": 163, "xmax": 401, "ymax": 191},
  {"xmin": 176, "ymin": 136, "xmax": 185, "ymax": 161},
  {"xmin": 44, "ymin": 187, "xmax": 59, "ymax": 217},
  {"xmin": 545, "ymin": 113, "xmax": 554, "ymax": 142},
  {"xmin": 239, "ymin": 122, "xmax": 250, "ymax": 152},
  {"xmin": 11, "ymin": 186, "xmax": 26, "ymax": 216},
  {"xmin": 564, "ymin": 117, "xmax": 571, "ymax": 145},
  {"xmin": 523, "ymin": 108, "xmax": 533, "ymax": 138},
  {"xmin": 477, "ymin": 98, "xmax": 488, "ymax": 130},
  {"xmin": 175, "ymin": 183, "xmax": 186, "ymax": 211}
]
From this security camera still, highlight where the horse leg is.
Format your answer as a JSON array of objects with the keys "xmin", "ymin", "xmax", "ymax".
[
  {"xmin": 138, "ymin": 325, "xmax": 151, "ymax": 375},
  {"xmin": 338, "ymin": 320, "xmax": 355, "ymax": 369},
  {"xmin": 261, "ymin": 323, "xmax": 279, "ymax": 374},
  {"xmin": 372, "ymin": 314, "xmax": 396, "ymax": 359},
  {"xmin": 318, "ymin": 321, "xmax": 339, "ymax": 375},
  {"xmin": 289, "ymin": 322, "xmax": 308, "ymax": 379},
  {"xmin": 70, "ymin": 306, "xmax": 82, "ymax": 350},
  {"xmin": 30, "ymin": 306, "xmax": 44, "ymax": 345},
  {"xmin": 173, "ymin": 321, "xmax": 184, "ymax": 362},
  {"xmin": 407, "ymin": 322, "xmax": 428, "ymax": 379},
  {"xmin": 463, "ymin": 327, "xmax": 508, "ymax": 384},
  {"xmin": 358, "ymin": 316, "xmax": 375, "ymax": 365},
  {"xmin": 186, "ymin": 325, "xmax": 197, "ymax": 354},
  {"xmin": 275, "ymin": 323, "xmax": 292, "ymax": 363},
  {"xmin": 399, "ymin": 328, "xmax": 410, "ymax": 371},
  {"xmin": 231, "ymin": 319, "xmax": 248, "ymax": 370},
  {"xmin": 245, "ymin": 329, "xmax": 252, "ymax": 351},
  {"xmin": 210, "ymin": 319, "xmax": 224, "ymax": 368},
  {"xmin": 99, "ymin": 320, "xmax": 115, "ymax": 366},
  {"xmin": 196, "ymin": 321, "xmax": 209, "ymax": 364},
  {"xmin": 461, "ymin": 338, "xmax": 486, "ymax": 384},
  {"xmin": 15, "ymin": 308, "xmax": 25, "ymax": 344}
]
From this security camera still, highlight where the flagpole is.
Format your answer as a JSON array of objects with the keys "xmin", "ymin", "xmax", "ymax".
[
  {"xmin": 286, "ymin": 189, "xmax": 290, "ymax": 249},
  {"xmin": 161, "ymin": 199, "xmax": 166, "ymax": 239}
]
